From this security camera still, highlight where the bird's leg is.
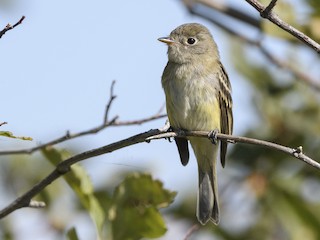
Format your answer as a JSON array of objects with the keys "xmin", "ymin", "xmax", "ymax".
[
  {"xmin": 158, "ymin": 119, "xmax": 171, "ymax": 132},
  {"xmin": 208, "ymin": 129, "xmax": 219, "ymax": 145}
]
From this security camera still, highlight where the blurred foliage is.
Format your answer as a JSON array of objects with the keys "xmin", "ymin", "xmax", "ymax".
[
  {"xmin": 220, "ymin": 42, "xmax": 320, "ymax": 239},
  {"xmin": 1, "ymin": 0, "xmax": 320, "ymax": 239},
  {"xmin": 66, "ymin": 227, "xmax": 80, "ymax": 240}
]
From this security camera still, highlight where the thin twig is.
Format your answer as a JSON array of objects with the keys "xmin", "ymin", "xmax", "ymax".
[
  {"xmin": 184, "ymin": 224, "xmax": 200, "ymax": 240},
  {"xmin": 245, "ymin": 0, "xmax": 320, "ymax": 53},
  {"xmin": 261, "ymin": 0, "xmax": 278, "ymax": 17},
  {"xmin": 0, "ymin": 16, "xmax": 25, "ymax": 39},
  {"xmin": 0, "ymin": 122, "xmax": 8, "ymax": 127},
  {"xmin": 0, "ymin": 113, "xmax": 166, "ymax": 156},
  {"xmin": 0, "ymin": 81, "xmax": 166, "ymax": 156},
  {"xmin": 104, "ymin": 80, "xmax": 117, "ymax": 124},
  {"xmin": 0, "ymin": 128, "xmax": 318, "ymax": 218},
  {"xmin": 113, "ymin": 113, "xmax": 166, "ymax": 127}
]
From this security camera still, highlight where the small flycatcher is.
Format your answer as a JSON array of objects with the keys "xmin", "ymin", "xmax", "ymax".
[{"xmin": 158, "ymin": 23, "xmax": 233, "ymax": 225}]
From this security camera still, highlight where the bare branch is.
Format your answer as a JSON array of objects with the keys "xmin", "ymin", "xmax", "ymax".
[
  {"xmin": 0, "ymin": 127, "xmax": 318, "ymax": 218},
  {"xmin": 0, "ymin": 122, "xmax": 8, "ymax": 127},
  {"xmin": 245, "ymin": 0, "xmax": 320, "ymax": 53},
  {"xmin": 0, "ymin": 16, "xmax": 25, "ymax": 39},
  {"xmin": 146, "ymin": 130, "xmax": 320, "ymax": 170},
  {"xmin": 184, "ymin": 1, "xmax": 320, "ymax": 91},
  {"xmin": 0, "ymin": 113, "xmax": 166, "ymax": 156}
]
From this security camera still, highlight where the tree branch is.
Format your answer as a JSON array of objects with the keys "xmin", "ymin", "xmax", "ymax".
[
  {"xmin": 183, "ymin": 1, "xmax": 320, "ymax": 91},
  {"xmin": 0, "ymin": 128, "xmax": 318, "ymax": 218},
  {"xmin": 147, "ymin": 130, "xmax": 319, "ymax": 169},
  {"xmin": 245, "ymin": 0, "xmax": 320, "ymax": 53},
  {"xmin": 0, "ymin": 16, "xmax": 25, "ymax": 39}
]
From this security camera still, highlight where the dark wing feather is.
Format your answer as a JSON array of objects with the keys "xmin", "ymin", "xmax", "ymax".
[{"xmin": 218, "ymin": 62, "xmax": 233, "ymax": 168}]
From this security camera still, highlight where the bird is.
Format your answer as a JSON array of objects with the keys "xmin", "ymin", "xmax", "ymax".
[{"xmin": 158, "ymin": 23, "xmax": 233, "ymax": 225}]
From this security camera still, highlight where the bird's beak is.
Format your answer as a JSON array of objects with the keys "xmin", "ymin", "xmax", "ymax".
[{"xmin": 158, "ymin": 37, "xmax": 175, "ymax": 45}]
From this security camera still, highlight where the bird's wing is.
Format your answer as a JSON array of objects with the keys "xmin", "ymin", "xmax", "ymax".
[{"xmin": 218, "ymin": 62, "xmax": 233, "ymax": 168}]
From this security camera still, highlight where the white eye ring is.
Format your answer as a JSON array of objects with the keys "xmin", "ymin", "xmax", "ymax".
[{"xmin": 186, "ymin": 37, "xmax": 197, "ymax": 45}]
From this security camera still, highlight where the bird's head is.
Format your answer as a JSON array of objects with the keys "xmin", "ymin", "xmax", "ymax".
[{"xmin": 158, "ymin": 23, "xmax": 219, "ymax": 64}]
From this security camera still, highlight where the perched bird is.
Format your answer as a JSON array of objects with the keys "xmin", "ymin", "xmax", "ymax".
[{"xmin": 158, "ymin": 23, "xmax": 233, "ymax": 225}]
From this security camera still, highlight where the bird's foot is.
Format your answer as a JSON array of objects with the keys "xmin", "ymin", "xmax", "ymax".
[
  {"xmin": 169, "ymin": 127, "xmax": 187, "ymax": 143},
  {"xmin": 208, "ymin": 129, "xmax": 219, "ymax": 145},
  {"xmin": 170, "ymin": 127, "xmax": 187, "ymax": 138},
  {"xmin": 158, "ymin": 119, "xmax": 175, "ymax": 142}
]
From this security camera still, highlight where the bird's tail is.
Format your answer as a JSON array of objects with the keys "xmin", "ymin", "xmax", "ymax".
[{"xmin": 196, "ymin": 161, "xmax": 219, "ymax": 225}]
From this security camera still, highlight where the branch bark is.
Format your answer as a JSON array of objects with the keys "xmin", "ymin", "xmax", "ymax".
[
  {"xmin": 0, "ymin": 16, "xmax": 25, "ymax": 39},
  {"xmin": 0, "ymin": 122, "xmax": 8, "ymax": 127},
  {"xmin": 0, "ymin": 128, "xmax": 318, "ymax": 219}
]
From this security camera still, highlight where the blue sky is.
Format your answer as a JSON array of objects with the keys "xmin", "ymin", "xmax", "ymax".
[{"xmin": 1, "ymin": 0, "xmax": 258, "ymax": 239}]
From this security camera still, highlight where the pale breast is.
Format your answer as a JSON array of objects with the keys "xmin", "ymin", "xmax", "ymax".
[{"xmin": 163, "ymin": 65, "xmax": 221, "ymax": 131}]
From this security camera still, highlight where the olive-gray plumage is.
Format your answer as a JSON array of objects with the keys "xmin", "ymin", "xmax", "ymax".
[{"xmin": 159, "ymin": 23, "xmax": 233, "ymax": 225}]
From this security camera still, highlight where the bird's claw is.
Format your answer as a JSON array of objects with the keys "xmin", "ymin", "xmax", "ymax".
[
  {"xmin": 166, "ymin": 137, "xmax": 173, "ymax": 142},
  {"xmin": 208, "ymin": 129, "xmax": 219, "ymax": 145}
]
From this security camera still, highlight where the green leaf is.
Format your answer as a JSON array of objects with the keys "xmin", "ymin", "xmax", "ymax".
[
  {"xmin": 42, "ymin": 147, "xmax": 105, "ymax": 239},
  {"xmin": 111, "ymin": 206, "xmax": 167, "ymax": 240},
  {"xmin": 0, "ymin": 131, "xmax": 32, "ymax": 141},
  {"xmin": 109, "ymin": 173, "xmax": 176, "ymax": 240},
  {"xmin": 66, "ymin": 227, "xmax": 80, "ymax": 240},
  {"xmin": 113, "ymin": 173, "xmax": 176, "ymax": 208}
]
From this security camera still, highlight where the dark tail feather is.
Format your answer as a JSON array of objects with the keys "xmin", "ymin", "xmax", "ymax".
[
  {"xmin": 175, "ymin": 138, "xmax": 189, "ymax": 166},
  {"xmin": 197, "ymin": 168, "xmax": 219, "ymax": 225}
]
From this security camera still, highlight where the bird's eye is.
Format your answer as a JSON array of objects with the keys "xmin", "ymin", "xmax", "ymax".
[{"xmin": 187, "ymin": 38, "xmax": 196, "ymax": 45}]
